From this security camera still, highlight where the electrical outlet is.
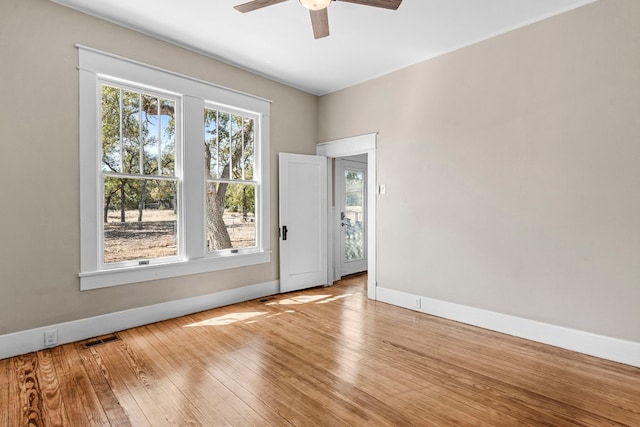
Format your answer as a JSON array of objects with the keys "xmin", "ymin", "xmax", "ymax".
[
  {"xmin": 44, "ymin": 330, "xmax": 58, "ymax": 347},
  {"xmin": 413, "ymin": 297, "xmax": 421, "ymax": 310}
]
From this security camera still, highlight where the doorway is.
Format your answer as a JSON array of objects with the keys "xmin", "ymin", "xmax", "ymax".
[{"xmin": 317, "ymin": 133, "xmax": 377, "ymax": 300}]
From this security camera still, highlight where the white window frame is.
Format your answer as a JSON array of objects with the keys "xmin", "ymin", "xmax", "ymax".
[{"xmin": 78, "ymin": 46, "xmax": 271, "ymax": 290}]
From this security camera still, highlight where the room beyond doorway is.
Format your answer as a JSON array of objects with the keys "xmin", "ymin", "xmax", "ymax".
[{"xmin": 335, "ymin": 155, "xmax": 368, "ymax": 278}]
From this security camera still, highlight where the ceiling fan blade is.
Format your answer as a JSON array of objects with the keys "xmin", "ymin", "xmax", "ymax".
[
  {"xmin": 337, "ymin": 0, "xmax": 402, "ymax": 10},
  {"xmin": 310, "ymin": 8, "xmax": 329, "ymax": 39},
  {"xmin": 234, "ymin": 0, "xmax": 289, "ymax": 13}
]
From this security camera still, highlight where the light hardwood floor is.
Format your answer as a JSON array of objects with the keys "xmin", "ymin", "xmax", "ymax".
[{"xmin": 1, "ymin": 274, "xmax": 640, "ymax": 426}]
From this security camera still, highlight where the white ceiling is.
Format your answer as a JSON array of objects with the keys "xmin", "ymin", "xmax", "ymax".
[{"xmin": 52, "ymin": 0, "xmax": 596, "ymax": 95}]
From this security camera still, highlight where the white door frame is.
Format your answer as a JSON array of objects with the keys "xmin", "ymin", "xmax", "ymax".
[{"xmin": 317, "ymin": 133, "xmax": 377, "ymax": 300}]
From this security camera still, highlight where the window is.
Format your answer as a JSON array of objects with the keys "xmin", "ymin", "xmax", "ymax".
[
  {"xmin": 204, "ymin": 107, "xmax": 257, "ymax": 252},
  {"xmin": 79, "ymin": 46, "xmax": 271, "ymax": 290},
  {"xmin": 101, "ymin": 83, "xmax": 179, "ymax": 265}
]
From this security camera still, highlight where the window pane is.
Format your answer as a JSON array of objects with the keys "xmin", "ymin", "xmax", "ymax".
[
  {"xmin": 206, "ymin": 182, "xmax": 256, "ymax": 251},
  {"xmin": 218, "ymin": 112, "xmax": 231, "ymax": 179},
  {"xmin": 122, "ymin": 91, "xmax": 141, "ymax": 174},
  {"xmin": 160, "ymin": 99, "xmax": 176, "ymax": 176},
  {"xmin": 103, "ymin": 177, "xmax": 177, "ymax": 263},
  {"xmin": 204, "ymin": 109, "xmax": 219, "ymax": 179},
  {"xmin": 204, "ymin": 109, "xmax": 254, "ymax": 182},
  {"xmin": 101, "ymin": 85, "xmax": 121, "ymax": 173},
  {"xmin": 244, "ymin": 117, "xmax": 254, "ymax": 180},
  {"xmin": 344, "ymin": 169, "xmax": 365, "ymax": 261},
  {"xmin": 142, "ymin": 94, "xmax": 159, "ymax": 175},
  {"xmin": 231, "ymin": 115, "xmax": 243, "ymax": 179}
]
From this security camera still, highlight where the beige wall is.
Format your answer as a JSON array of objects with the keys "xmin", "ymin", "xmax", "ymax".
[
  {"xmin": 319, "ymin": 0, "xmax": 640, "ymax": 342},
  {"xmin": 0, "ymin": 0, "xmax": 317, "ymax": 335}
]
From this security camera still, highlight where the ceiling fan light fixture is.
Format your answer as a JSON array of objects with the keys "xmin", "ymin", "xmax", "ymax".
[{"xmin": 299, "ymin": 0, "xmax": 331, "ymax": 11}]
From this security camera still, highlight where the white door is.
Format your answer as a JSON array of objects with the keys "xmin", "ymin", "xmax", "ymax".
[
  {"xmin": 279, "ymin": 153, "xmax": 327, "ymax": 293},
  {"xmin": 337, "ymin": 159, "xmax": 367, "ymax": 277}
]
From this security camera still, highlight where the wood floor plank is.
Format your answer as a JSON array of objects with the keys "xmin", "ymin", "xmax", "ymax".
[
  {"xmin": 91, "ymin": 343, "xmax": 169, "ymax": 426},
  {"xmin": 36, "ymin": 349, "xmax": 71, "ymax": 426},
  {"xmin": 86, "ymin": 346, "xmax": 150, "ymax": 426},
  {"xmin": 0, "ymin": 357, "xmax": 11, "ymax": 427},
  {"xmin": 76, "ymin": 343, "xmax": 132, "ymax": 427},
  {"xmin": 47, "ymin": 346, "xmax": 91, "ymax": 426},
  {"xmin": 14, "ymin": 353, "xmax": 45, "ymax": 426},
  {"xmin": 1, "ymin": 274, "xmax": 640, "ymax": 426},
  {"xmin": 5, "ymin": 355, "xmax": 23, "ymax": 427},
  {"xmin": 52, "ymin": 344, "xmax": 110, "ymax": 427}
]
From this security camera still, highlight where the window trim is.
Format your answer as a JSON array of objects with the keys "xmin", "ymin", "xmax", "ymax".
[{"xmin": 78, "ymin": 46, "xmax": 271, "ymax": 290}]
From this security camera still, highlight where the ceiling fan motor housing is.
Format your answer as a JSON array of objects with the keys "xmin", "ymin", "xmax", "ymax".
[{"xmin": 299, "ymin": 0, "xmax": 332, "ymax": 10}]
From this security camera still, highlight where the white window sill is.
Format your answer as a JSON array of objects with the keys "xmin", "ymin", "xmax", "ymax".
[{"xmin": 79, "ymin": 251, "xmax": 271, "ymax": 290}]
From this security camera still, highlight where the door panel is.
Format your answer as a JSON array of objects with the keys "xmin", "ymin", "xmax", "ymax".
[{"xmin": 279, "ymin": 153, "xmax": 327, "ymax": 293}]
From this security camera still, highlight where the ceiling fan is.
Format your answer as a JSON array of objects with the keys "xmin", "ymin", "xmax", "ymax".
[{"xmin": 234, "ymin": 0, "xmax": 403, "ymax": 39}]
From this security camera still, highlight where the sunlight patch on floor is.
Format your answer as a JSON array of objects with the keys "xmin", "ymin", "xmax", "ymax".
[
  {"xmin": 268, "ymin": 295, "xmax": 332, "ymax": 305},
  {"xmin": 184, "ymin": 311, "xmax": 267, "ymax": 327},
  {"xmin": 184, "ymin": 290, "xmax": 356, "ymax": 328},
  {"xmin": 317, "ymin": 293, "xmax": 352, "ymax": 304}
]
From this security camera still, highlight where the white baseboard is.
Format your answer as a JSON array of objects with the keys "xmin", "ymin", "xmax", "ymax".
[
  {"xmin": 0, "ymin": 280, "xmax": 279, "ymax": 360},
  {"xmin": 376, "ymin": 286, "xmax": 640, "ymax": 368}
]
